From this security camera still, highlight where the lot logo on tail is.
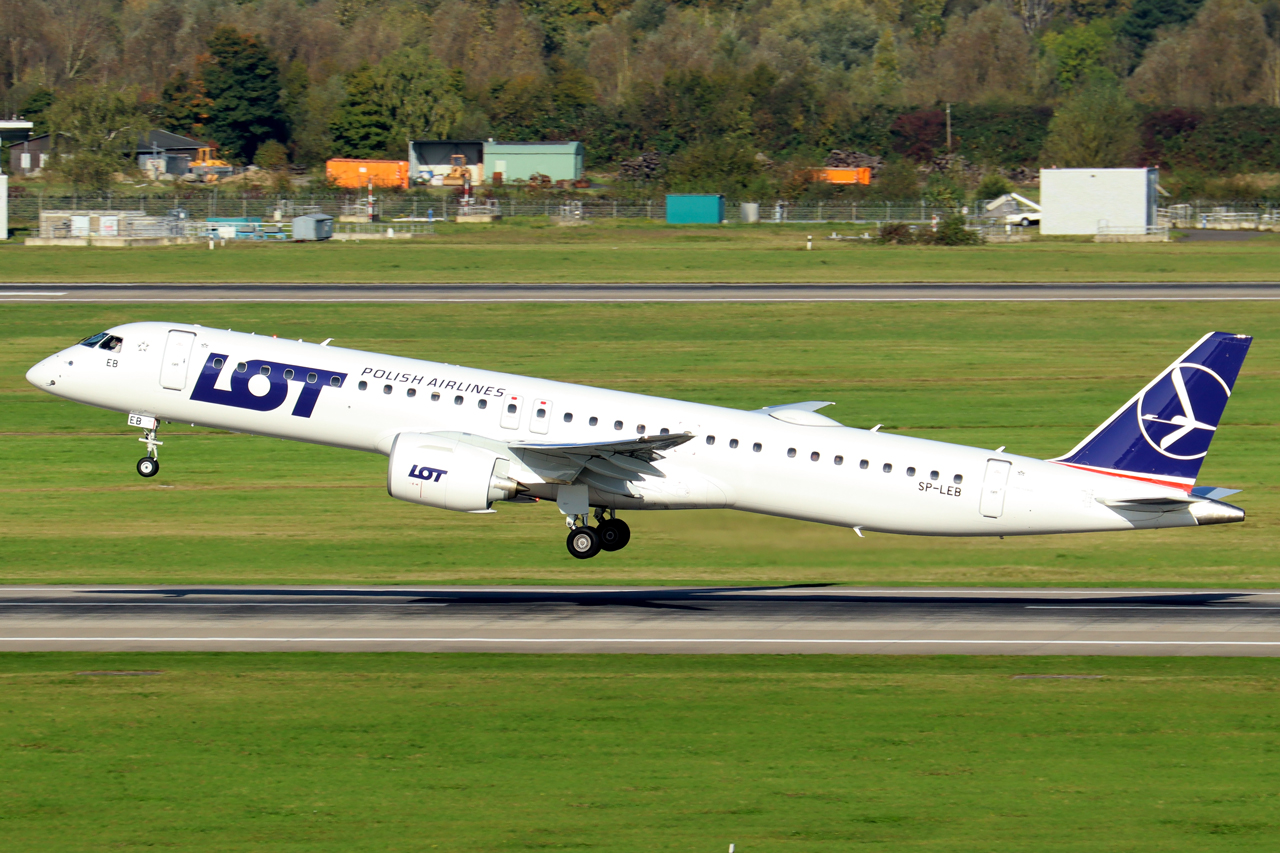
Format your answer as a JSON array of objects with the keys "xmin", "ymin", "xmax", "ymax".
[
  {"xmin": 190, "ymin": 354, "xmax": 347, "ymax": 417},
  {"xmin": 1137, "ymin": 362, "xmax": 1230, "ymax": 460}
]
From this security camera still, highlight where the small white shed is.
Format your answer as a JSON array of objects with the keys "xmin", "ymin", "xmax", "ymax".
[{"xmin": 1039, "ymin": 168, "xmax": 1159, "ymax": 236}]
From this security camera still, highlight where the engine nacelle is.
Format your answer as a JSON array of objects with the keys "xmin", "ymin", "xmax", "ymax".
[{"xmin": 387, "ymin": 432, "xmax": 519, "ymax": 512}]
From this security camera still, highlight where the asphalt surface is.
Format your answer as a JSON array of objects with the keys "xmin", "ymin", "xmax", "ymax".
[
  {"xmin": 3, "ymin": 585, "xmax": 1280, "ymax": 655},
  {"xmin": 3, "ymin": 282, "xmax": 1280, "ymax": 302}
]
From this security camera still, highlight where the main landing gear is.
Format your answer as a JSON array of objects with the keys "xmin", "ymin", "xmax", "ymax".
[
  {"xmin": 564, "ymin": 508, "xmax": 632, "ymax": 560},
  {"xmin": 132, "ymin": 414, "xmax": 162, "ymax": 478}
]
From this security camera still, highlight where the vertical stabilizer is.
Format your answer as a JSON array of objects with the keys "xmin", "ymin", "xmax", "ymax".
[{"xmin": 1052, "ymin": 332, "xmax": 1252, "ymax": 489}]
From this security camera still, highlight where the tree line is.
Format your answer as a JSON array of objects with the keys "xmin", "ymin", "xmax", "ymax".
[{"xmin": 3, "ymin": 0, "xmax": 1280, "ymax": 194}]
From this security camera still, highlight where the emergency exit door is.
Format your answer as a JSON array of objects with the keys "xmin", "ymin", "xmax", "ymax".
[
  {"xmin": 159, "ymin": 330, "xmax": 196, "ymax": 391},
  {"xmin": 979, "ymin": 459, "xmax": 1012, "ymax": 518}
]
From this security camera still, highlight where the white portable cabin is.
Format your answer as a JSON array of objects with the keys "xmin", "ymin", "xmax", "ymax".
[{"xmin": 1039, "ymin": 168, "xmax": 1159, "ymax": 235}]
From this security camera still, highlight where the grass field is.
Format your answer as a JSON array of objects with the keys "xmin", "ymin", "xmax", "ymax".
[
  {"xmin": 3, "ymin": 652, "xmax": 1279, "ymax": 852},
  {"xmin": 5, "ymin": 220, "xmax": 1280, "ymax": 282},
  {"xmin": 3, "ymin": 300, "xmax": 1277, "ymax": 587}
]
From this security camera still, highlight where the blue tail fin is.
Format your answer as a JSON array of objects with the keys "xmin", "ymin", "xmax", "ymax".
[{"xmin": 1052, "ymin": 332, "xmax": 1252, "ymax": 487}]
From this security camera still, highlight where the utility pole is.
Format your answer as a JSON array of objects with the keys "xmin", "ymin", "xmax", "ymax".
[{"xmin": 946, "ymin": 103, "xmax": 952, "ymax": 152}]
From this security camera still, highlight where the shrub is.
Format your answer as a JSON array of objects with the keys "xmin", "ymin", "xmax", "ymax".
[
  {"xmin": 975, "ymin": 172, "xmax": 1014, "ymax": 199},
  {"xmin": 933, "ymin": 214, "xmax": 983, "ymax": 245}
]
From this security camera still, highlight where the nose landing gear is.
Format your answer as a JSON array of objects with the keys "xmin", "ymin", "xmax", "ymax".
[
  {"xmin": 130, "ymin": 413, "xmax": 163, "ymax": 478},
  {"xmin": 563, "ymin": 509, "xmax": 631, "ymax": 559}
]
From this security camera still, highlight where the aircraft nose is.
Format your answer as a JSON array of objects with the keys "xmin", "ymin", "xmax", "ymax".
[{"xmin": 26, "ymin": 357, "xmax": 57, "ymax": 389}]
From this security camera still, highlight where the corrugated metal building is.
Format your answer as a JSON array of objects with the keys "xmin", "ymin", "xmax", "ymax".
[
  {"xmin": 8, "ymin": 129, "xmax": 203, "ymax": 177},
  {"xmin": 483, "ymin": 141, "xmax": 583, "ymax": 182}
]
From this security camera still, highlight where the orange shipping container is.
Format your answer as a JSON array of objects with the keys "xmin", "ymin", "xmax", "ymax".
[
  {"xmin": 326, "ymin": 158, "xmax": 410, "ymax": 189},
  {"xmin": 809, "ymin": 167, "xmax": 872, "ymax": 185}
]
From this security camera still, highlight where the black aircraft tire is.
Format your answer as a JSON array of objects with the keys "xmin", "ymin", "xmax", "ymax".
[
  {"xmin": 597, "ymin": 518, "xmax": 631, "ymax": 552},
  {"xmin": 566, "ymin": 526, "xmax": 601, "ymax": 559},
  {"xmin": 137, "ymin": 457, "xmax": 159, "ymax": 478}
]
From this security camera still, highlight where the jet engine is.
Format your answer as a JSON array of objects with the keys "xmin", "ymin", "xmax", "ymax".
[{"xmin": 387, "ymin": 432, "xmax": 520, "ymax": 512}]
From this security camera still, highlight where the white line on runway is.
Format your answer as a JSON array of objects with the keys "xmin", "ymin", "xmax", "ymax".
[
  {"xmin": 4, "ymin": 637, "xmax": 1280, "ymax": 646},
  {"xmin": 1026, "ymin": 605, "xmax": 1280, "ymax": 611},
  {"xmin": 0, "ymin": 602, "xmax": 447, "ymax": 606},
  {"xmin": 0, "ymin": 292, "xmax": 67, "ymax": 296}
]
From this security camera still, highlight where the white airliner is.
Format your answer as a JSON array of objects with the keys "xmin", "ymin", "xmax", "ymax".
[{"xmin": 27, "ymin": 324, "xmax": 1250, "ymax": 558}]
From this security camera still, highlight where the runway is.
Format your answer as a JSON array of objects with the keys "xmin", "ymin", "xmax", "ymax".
[
  {"xmin": 3, "ymin": 585, "xmax": 1279, "ymax": 655},
  {"xmin": 4, "ymin": 282, "xmax": 1280, "ymax": 302}
]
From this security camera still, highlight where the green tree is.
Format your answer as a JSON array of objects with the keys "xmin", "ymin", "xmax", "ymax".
[
  {"xmin": 158, "ymin": 70, "xmax": 212, "ymax": 139},
  {"xmin": 1041, "ymin": 72, "xmax": 1138, "ymax": 167},
  {"xmin": 1042, "ymin": 19, "xmax": 1116, "ymax": 91},
  {"xmin": 1119, "ymin": 0, "xmax": 1206, "ymax": 62},
  {"xmin": 19, "ymin": 89, "xmax": 56, "ymax": 136},
  {"xmin": 200, "ymin": 27, "xmax": 286, "ymax": 163},
  {"xmin": 330, "ymin": 50, "xmax": 463, "ymax": 160},
  {"xmin": 45, "ymin": 85, "xmax": 151, "ymax": 192}
]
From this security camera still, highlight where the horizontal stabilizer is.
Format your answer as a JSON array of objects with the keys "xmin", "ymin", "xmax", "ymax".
[{"xmin": 1191, "ymin": 486, "xmax": 1242, "ymax": 501}]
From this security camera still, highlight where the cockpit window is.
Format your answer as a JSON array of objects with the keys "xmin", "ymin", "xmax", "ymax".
[
  {"xmin": 79, "ymin": 332, "xmax": 109, "ymax": 348},
  {"xmin": 98, "ymin": 335, "xmax": 123, "ymax": 353}
]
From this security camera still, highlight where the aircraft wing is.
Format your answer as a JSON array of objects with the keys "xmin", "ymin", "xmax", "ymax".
[
  {"xmin": 510, "ymin": 431, "xmax": 694, "ymax": 461},
  {"xmin": 508, "ymin": 432, "xmax": 694, "ymax": 496}
]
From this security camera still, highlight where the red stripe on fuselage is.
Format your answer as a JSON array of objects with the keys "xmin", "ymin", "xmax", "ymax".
[{"xmin": 1052, "ymin": 462, "xmax": 1193, "ymax": 494}]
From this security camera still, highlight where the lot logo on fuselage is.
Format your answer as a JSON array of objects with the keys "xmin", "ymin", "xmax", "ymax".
[{"xmin": 190, "ymin": 353, "xmax": 347, "ymax": 417}]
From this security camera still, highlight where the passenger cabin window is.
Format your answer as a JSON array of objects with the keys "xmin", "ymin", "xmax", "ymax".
[
  {"xmin": 330, "ymin": 376, "xmax": 341, "ymax": 387},
  {"xmin": 407, "ymin": 388, "xmax": 416, "ymax": 398},
  {"xmin": 883, "ymin": 463, "xmax": 892, "ymax": 473},
  {"xmin": 212, "ymin": 358, "xmax": 224, "ymax": 369},
  {"xmin": 636, "ymin": 424, "xmax": 645, "ymax": 434},
  {"xmin": 706, "ymin": 436, "xmax": 715, "ymax": 445},
  {"xmin": 660, "ymin": 428, "xmax": 669, "ymax": 435},
  {"xmin": 383, "ymin": 384, "xmax": 392, "ymax": 395},
  {"xmin": 811, "ymin": 452, "xmax": 820, "ymax": 462},
  {"xmin": 237, "ymin": 362, "xmax": 247, "ymax": 373},
  {"xmin": 536, "ymin": 407, "xmax": 546, "ymax": 419},
  {"xmin": 589, "ymin": 417, "xmax": 598, "ymax": 426},
  {"xmin": 834, "ymin": 455, "xmax": 844, "ymax": 465},
  {"xmin": 787, "ymin": 448, "xmax": 797, "ymax": 458},
  {"xmin": 284, "ymin": 369, "xmax": 294, "ymax": 380},
  {"xmin": 507, "ymin": 403, "xmax": 518, "ymax": 414},
  {"xmin": 730, "ymin": 439, "xmax": 739, "ymax": 448},
  {"xmin": 752, "ymin": 443, "xmax": 762, "ymax": 452},
  {"xmin": 478, "ymin": 399, "xmax": 487, "ymax": 409},
  {"xmin": 430, "ymin": 392, "xmax": 440, "ymax": 401},
  {"xmin": 906, "ymin": 467, "xmax": 916, "ymax": 477},
  {"xmin": 954, "ymin": 474, "xmax": 963, "ymax": 484},
  {"xmin": 564, "ymin": 413, "xmax": 573, "ymax": 423},
  {"xmin": 358, "ymin": 380, "xmax": 368, "ymax": 391},
  {"xmin": 307, "ymin": 372, "xmax": 317, "ymax": 383},
  {"xmin": 614, "ymin": 420, "xmax": 623, "ymax": 431},
  {"xmin": 260, "ymin": 365, "xmax": 271, "ymax": 376},
  {"xmin": 860, "ymin": 459, "xmax": 869, "ymax": 469},
  {"xmin": 454, "ymin": 395, "xmax": 464, "ymax": 405},
  {"xmin": 930, "ymin": 470, "xmax": 939, "ymax": 481}
]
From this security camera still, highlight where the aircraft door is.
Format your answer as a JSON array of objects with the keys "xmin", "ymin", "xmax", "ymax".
[
  {"xmin": 500, "ymin": 393, "xmax": 524, "ymax": 430},
  {"xmin": 979, "ymin": 459, "xmax": 1012, "ymax": 518},
  {"xmin": 159, "ymin": 330, "xmax": 197, "ymax": 391},
  {"xmin": 530, "ymin": 398, "xmax": 553, "ymax": 435}
]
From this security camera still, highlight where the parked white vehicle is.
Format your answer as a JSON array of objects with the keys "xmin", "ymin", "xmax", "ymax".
[{"xmin": 986, "ymin": 193, "xmax": 1042, "ymax": 227}]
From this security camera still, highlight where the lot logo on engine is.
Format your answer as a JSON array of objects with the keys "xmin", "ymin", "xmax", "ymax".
[
  {"xmin": 190, "ymin": 353, "xmax": 347, "ymax": 417},
  {"xmin": 409, "ymin": 465, "xmax": 447, "ymax": 483}
]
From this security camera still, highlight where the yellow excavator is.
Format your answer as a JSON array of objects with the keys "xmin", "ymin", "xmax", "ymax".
[{"xmin": 189, "ymin": 147, "xmax": 234, "ymax": 183}]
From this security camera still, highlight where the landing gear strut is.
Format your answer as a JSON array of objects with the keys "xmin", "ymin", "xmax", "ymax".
[{"xmin": 132, "ymin": 414, "xmax": 162, "ymax": 478}]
